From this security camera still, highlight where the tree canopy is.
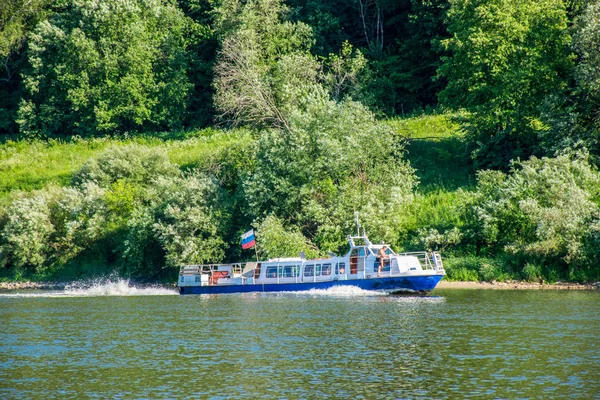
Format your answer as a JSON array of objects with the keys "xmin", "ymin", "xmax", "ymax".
[{"xmin": 16, "ymin": 0, "xmax": 191, "ymax": 137}]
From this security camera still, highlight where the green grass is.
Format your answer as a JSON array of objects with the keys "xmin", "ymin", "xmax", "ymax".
[
  {"xmin": 0, "ymin": 114, "xmax": 474, "ymax": 231},
  {"xmin": 0, "ymin": 137, "xmax": 111, "ymax": 202},
  {"xmin": 1, "ymin": 114, "xmax": 467, "ymax": 202},
  {"xmin": 0, "ymin": 128, "xmax": 253, "ymax": 206},
  {"xmin": 387, "ymin": 112, "xmax": 476, "ymax": 192}
]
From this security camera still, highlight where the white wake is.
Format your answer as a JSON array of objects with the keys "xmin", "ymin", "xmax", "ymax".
[
  {"xmin": 0, "ymin": 279, "xmax": 178, "ymax": 298},
  {"xmin": 65, "ymin": 279, "xmax": 177, "ymax": 296},
  {"xmin": 293, "ymin": 286, "xmax": 388, "ymax": 297}
]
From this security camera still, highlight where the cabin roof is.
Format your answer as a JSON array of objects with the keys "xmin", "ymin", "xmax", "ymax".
[{"xmin": 266, "ymin": 257, "xmax": 303, "ymax": 262}]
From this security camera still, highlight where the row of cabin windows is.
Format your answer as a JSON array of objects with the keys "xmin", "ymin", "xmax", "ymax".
[
  {"xmin": 265, "ymin": 265, "xmax": 299, "ymax": 278},
  {"xmin": 264, "ymin": 263, "xmax": 347, "ymax": 278},
  {"xmin": 304, "ymin": 263, "xmax": 332, "ymax": 277}
]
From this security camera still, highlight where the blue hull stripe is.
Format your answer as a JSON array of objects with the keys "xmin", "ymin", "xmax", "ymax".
[{"xmin": 179, "ymin": 275, "xmax": 443, "ymax": 295}]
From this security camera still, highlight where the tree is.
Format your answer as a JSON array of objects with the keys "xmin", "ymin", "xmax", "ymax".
[
  {"xmin": 17, "ymin": 0, "xmax": 191, "ymax": 137},
  {"xmin": 571, "ymin": 1, "xmax": 600, "ymax": 146},
  {"xmin": 244, "ymin": 96, "xmax": 417, "ymax": 252},
  {"xmin": 439, "ymin": 0, "xmax": 574, "ymax": 169},
  {"xmin": 0, "ymin": 0, "xmax": 57, "ymax": 134},
  {"xmin": 72, "ymin": 145, "xmax": 179, "ymax": 188},
  {"xmin": 175, "ymin": 0, "xmax": 219, "ymax": 128},
  {"xmin": 324, "ymin": 41, "xmax": 367, "ymax": 102},
  {"xmin": 536, "ymin": 2, "xmax": 600, "ymax": 165},
  {"xmin": 212, "ymin": 0, "xmax": 315, "ymax": 129}
]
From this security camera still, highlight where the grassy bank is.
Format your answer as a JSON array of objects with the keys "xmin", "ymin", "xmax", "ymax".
[
  {"xmin": 1, "ymin": 113, "xmax": 597, "ymax": 284},
  {"xmin": 0, "ymin": 128, "xmax": 252, "ymax": 206},
  {"xmin": 0, "ymin": 114, "xmax": 472, "ymax": 203}
]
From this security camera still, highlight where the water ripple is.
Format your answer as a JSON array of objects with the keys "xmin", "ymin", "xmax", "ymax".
[{"xmin": 0, "ymin": 288, "xmax": 598, "ymax": 399}]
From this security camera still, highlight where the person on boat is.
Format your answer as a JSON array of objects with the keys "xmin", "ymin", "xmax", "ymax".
[{"xmin": 378, "ymin": 246, "xmax": 389, "ymax": 277}]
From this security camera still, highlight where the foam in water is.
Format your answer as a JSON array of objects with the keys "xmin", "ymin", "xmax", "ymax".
[
  {"xmin": 292, "ymin": 286, "xmax": 388, "ymax": 297},
  {"xmin": 0, "ymin": 279, "xmax": 178, "ymax": 298},
  {"xmin": 278, "ymin": 286, "xmax": 444, "ymax": 302},
  {"xmin": 64, "ymin": 279, "xmax": 177, "ymax": 296}
]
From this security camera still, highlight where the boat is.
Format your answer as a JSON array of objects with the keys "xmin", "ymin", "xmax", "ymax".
[{"xmin": 177, "ymin": 231, "xmax": 445, "ymax": 295}]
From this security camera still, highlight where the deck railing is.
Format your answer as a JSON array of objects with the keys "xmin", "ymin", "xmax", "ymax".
[
  {"xmin": 396, "ymin": 251, "xmax": 445, "ymax": 272},
  {"xmin": 179, "ymin": 263, "xmax": 245, "ymax": 276}
]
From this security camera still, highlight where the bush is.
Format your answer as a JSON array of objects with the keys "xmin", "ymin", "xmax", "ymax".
[
  {"xmin": 522, "ymin": 263, "xmax": 542, "ymax": 282},
  {"xmin": 72, "ymin": 144, "xmax": 179, "ymax": 188},
  {"xmin": 445, "ymin": 267, "xmax": 480, "ymax": 282},
  {"xmin": 0, "ymin": 194, "xmax": 54, "ymax": 273},
  {"xmin": 0, "ymin": 143, "xmax": 236, "ymax": 280},
  {"xmin": 412, "ymin": 227, "xmax": 462, "ymax": 252},
  {"xmin": 123, "ymin": 170, "xmax": 231, "ymax": 277},
  {"xmin": 0, "ymin": 182, "xmax": 108, "ymax": 276},
  {"xmin": 467, "ymin": 152, "xmax": 600, "ymax": 281},
  {"xmin": 255, "ymin": 215, "xmax": 319, "ymax": 259},
  {"xmin": 443, "ymin": 256, "xmax": 506, "ymax": 282}
]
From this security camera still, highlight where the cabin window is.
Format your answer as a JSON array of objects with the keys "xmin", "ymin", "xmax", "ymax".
[
  {"xmin": 321, "ymin": 263, "xmax": 332, "ymax": 276},
  {"xmin": 254, "ymin": 263, "xmax": 261, "ymax": 279},
  {"xmin": 374, "ymin": 260, "xmax": 390, "ymax": 272},
  {"xmin": 336, "ymin": 262, "xmax": 346, "ymax": 274},
  {"xmin": 351, "ymin": 247, "xmax": 366, "ymax": 257},
  {"xmin": 282, "ymin": 265, "xmax": 299, "ymax": 277},
  {"xmin": 304, "ymin": 264, "xmax": 314, "ymax": 277},
  {"xmin": 265, "ymin": 266, "xmax": 278, "ymax": 278}
]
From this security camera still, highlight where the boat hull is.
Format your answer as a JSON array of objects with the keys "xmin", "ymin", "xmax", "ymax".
[{"xmin": 179, "ymin": 274, "xmax": 443, "ymax": 295}]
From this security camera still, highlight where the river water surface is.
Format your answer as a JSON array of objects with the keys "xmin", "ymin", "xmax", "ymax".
[{"xmin": 1, "ymin": 282, "xmax": 598, "ymax": 399}]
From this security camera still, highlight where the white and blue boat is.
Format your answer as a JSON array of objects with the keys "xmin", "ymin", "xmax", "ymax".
[{"xmin": 178, "ymin": 232, "xmax": 445, "ymax": 295}]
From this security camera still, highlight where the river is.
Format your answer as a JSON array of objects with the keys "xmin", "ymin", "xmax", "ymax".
[{"xmin": 1, "ymin": 282, "xmax": 598, "ymax": 399}]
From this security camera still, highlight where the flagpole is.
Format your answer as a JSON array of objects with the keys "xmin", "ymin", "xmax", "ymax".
[{"xmin": 254, "ymin": 242, "xmax": 259, "ymax": 263}]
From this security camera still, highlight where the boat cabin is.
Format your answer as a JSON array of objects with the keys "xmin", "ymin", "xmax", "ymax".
[{"xmin": 179, "ymin": 232, "xmax": 443, "ymax": 289}]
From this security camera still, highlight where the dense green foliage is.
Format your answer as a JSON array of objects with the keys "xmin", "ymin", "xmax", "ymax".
[
  {"xmin": 17, "ymin": 0, "xmax": 191, "ymax": 136},
  {"xmin": 465, "ymin": 152, "xmax": 600, "ymax": 282},
  {"xmin": 0, "ymin": 0, "xmax": 599, "ymax": 283},
  {"xmin": 439, "ymin": 0, "xmax": 574, "ymax": 169}
]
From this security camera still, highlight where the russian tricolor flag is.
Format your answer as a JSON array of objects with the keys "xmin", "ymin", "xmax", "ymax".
[{"xmin": 241, "ymin": 229, "xmax": 256, "ymax": 249}]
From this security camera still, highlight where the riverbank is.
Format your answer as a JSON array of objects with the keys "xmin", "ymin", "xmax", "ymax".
[
  {"xmin": 0, "ymin": 281, "xmax": 68, "ymax": 290},
  {"xmin": 1, "ymin": 280, "xmax": 598, "ymax": 291},
  {"xmin": 436, "ymin": 280, "xmax": 599, "ymax": 290}
]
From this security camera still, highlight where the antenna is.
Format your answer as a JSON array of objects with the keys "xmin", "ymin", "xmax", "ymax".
[{"xmin": 355, "ymin": 211, "xmax": 360, "ymax": 236}]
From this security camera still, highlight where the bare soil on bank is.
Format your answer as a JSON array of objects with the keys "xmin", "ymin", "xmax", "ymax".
[{"xmin": 436, "ymin": 280, "xmax": 598, "ymax": 290}]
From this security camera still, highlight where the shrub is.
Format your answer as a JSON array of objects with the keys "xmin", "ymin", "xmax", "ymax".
[
  {"xmin": 443, "ymin": 256, "xmax": 505, "ymax": 282},
  {"xmin": 0, "ymin": 194, "xmax": 54, "ymax": 272},
  {"xmin": 412, "ymin": 227, "xmax": 462, "ymax": 252},
  {"xmin": 468, "ymin": 151, "xmax": 600, "ymax": 280},
  {"xmin": 123, "ymin": 170, "xmax": 231, "ymax": 277},
  {"xmin": 446, "ymin": 267, "xmax": 480, "ymax": 282},
  {"xmin": 255, "ymin": 215, "xmax": 319, "ymax": 259},
  {"xmin": 522, "ymin": 263, "xmax": 542, "ymax": 282},
  {"xmin": 72, "ymin": 144, "xmax": 179, "ymax": 187}
]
